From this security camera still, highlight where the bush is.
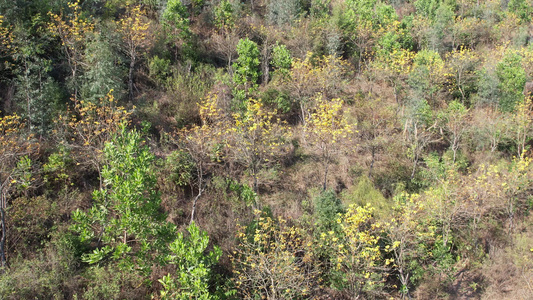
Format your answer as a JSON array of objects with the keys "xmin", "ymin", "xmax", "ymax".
[
  {"xmin": 341, "ymin": 176, "xmax": 390, "ymax": 219},
  {"xmin": 0, "ymin": 231, "xmax": 82, "ymax": 300},
  {"xmin": 313, "ymin": 189, "xmax": 343, "ymax": 232}
]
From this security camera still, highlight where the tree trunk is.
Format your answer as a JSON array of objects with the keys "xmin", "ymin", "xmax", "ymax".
[
  {"xmin": 323, "ymin": 159, "xmax": 329, "ymax": 191},
  {"xmin": 0, "ymin": 193, "xmax": 7, "ymax": 270},
  {"xmin": 300, "ymin": 100, "xmax": 306, "ymax": 126},
  {"xmin": 128, "ymin": 56, "xmax": 136, "ymax": 103},
  {"xmin": 411, "ymin": 151, "xmax": 418, "ymax": 180},
  {"xmin": 369, "ymin": 146, "xmax": 375, "ymax": 178}
]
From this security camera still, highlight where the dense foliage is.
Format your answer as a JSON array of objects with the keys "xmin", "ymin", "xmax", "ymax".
[{"xmin": 1, "ymin": 0, "xmax": 533, "ymax": 299}]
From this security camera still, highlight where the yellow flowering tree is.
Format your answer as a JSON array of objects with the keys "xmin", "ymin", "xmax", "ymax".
[
  {"xmin": 48, "ymin": 0, "xmax": 94, "ymax": 100},
  {"xmin": 231, "ymin": 211, "xmax": 316, "ymax": 299},
  {"xmin": 227, "ymin": 99, "xmax": 291, "ymax": 199},
  {"xmin": 56, "ymin": 90, "xmax": 131, "ymax": 188},
  {"xmin": 178, "ymin": 93, "xmax": 226, "ymax": 224},
  {"xmin": 500, "ymin": 156, "xmax": 533, "ymax": 232},
  {"xmin": 445, "ymin": 47, "xmax": 479, "ymax": 103},
  {"xmin": 115, "ymin": 5, "xmax": 151, "ymax": 101},
  {"xmin": 385, "ymin": 192, "xmax": 435, "ymax": 297},
  {"xmin": 372, "ymin": 48, "xmax": 414, "ymax": 105},
  {"xmin": 323, "ymin": 204, "xmax": 384, "ymax": 298},
  {"xmin": 508, "ymin": 97, "xmax": 532, "ymax": 158},
  {"xmin": 304, "ymin": 95, "xmax": 355, "ymax": 190},
  {"xmin": 286, "ymin": 54, "xmax": 349, "ymax": 125},
  {"xmin": 0, "ymin": 15, "xmax": 15, "ymax": 75}
]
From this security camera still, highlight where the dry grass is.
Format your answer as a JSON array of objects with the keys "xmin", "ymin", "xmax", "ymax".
[{"xmin": 481, "ymin": 216, "xmax": 533, "ymax": 299}]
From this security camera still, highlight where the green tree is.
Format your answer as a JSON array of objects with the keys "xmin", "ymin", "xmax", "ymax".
[
  {"xmin": 0, "ymin": 113, "xmax": 36, "ymax": 268},
  {"xmin": 496, "ymin": 50, "xmax": 526, "ymax": 112},
  {"xmin": 271, "ymin": 42, "xmax": 292, "ymax": 80},
  {"xmin": 12, "ymin": 29, "xmax": 62, "ymax": 136},
  {"xmin": 161, "ymin": 0, "xmax": 191, "ymax": 59},
  {"xmin": 159, "ymin": 222, "xmax": 222, "ymax": 300},
  {"xmin": 80, "ymin": 34, "xmax": 124, "ymax": 103},
  {"xmin": 404, "ymin": 98, "xmax": 439, "ymax": 179},
  {"xmin": 428, "ymin": 3, "xmax": 455, "ymax": 52},
  {"xmin": 385, "ymin": 192, "xmax": 435, "ymax": 297},
  {"xmin": 313, "ymin": 189, "xmax": 343, "ymax": 233},
  {"xmin": 508, "ymin": 97, "xmax": 532, "ymax": 158},
  {"xmin": 439, "ymin": 100, "xmax": 469, "ymax": 163},
  {"xmin": 414, "ymin": 0, "xmax": 442, "ymax": 19},
  {"xmin": 232, "ymin": 38, "xmax": 261, "ymax": 108},
  {"xmin": 341, "ymin": 0, "xmax": 396, "ymax": 71},
  {"xmin": 214, "ymin": 0, "xmax": 236, "ymax": 32},
  {"xmin": 508, "ymin": 0, "xmax": 532, "ymax": 22},
  {"xmin": 71, "ymin": 125, "xmax": 175, "ymax": 274},
  {"xmin": 267, "ymin": 0, "xmax": 300, "ymax": 26},
  {"xmin": 409, "ymin": 49, "xmax": 446, "ymax": 106}
]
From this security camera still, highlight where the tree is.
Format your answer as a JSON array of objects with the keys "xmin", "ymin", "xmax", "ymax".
[
  {"xmin": 340, "ymin": 0, "xmax": 379, "ymax": 72},
  {"xmin": 304, "ymin": 95, "xmax": 354, "ymax": 190},
  {"xmin": 115, "ymin": 5, "xmax": 151, "ymax": 102},
  {"xmin": 161, "ymin": 0, "xmax": 191, "ymax": 60},
  {"xmin": 267, "ymin": 0, "xmax": 300, "ymax": 26},
  {"xmin": 178, "ymin": 93, "xmax": 226, "ymax": 224},
  {"xmin": 71, "ymin": 126, "xmax": 175, "ymax": 274},
  {"xmin": 496, "ymin": 49, "xmax": 526, "ymax": 112},
  {"xmin": 56, "ymin": 90, "xmax": 131, "ymax": 188},
  {"xmin": 508, "ymin": 0, "xmax": 532, "ymax": 22},
  {"xmin": 232, "ymin": 211, "xmax": 316, "ymax": 299},
  {"xmin": 12, "ymin": 30, "xmax": 61, "ymax": 136},
  {"xmin": 211, "ymin": 29, "xmax": 240, "ymax": 73},
  {"xmin": 284, "ymin": 55, "xmax": 316, "ymax": 124},
  {"xmin": 214, "ymin": 0, "xmax": 237, "ymax": 32},
  {"xmin": 232, "ymin": 38, "xmax": 261, "ymax": 108},
  {"xmin": 403, "ymin": 98, "xmax": 440, "ymax": 179},
  {"xmin": 0, "ymin": 15, "xmax": 15, "ymax": 79},
  {"xmin": 227, "ymin": 98, "xmax": 291, "ymax": 199},
  {"xmin": 371, "ymin": 48, "xmax": 414, "ymax": 106},
  {"xmin": 414, "ymin": 0, "xmax": 441, "ymax": 19},
  {"xmin": 257, "ymin": 25, "xmax": 281, "ymax": 85},
  {"xmin": 313, "ymin": 189, "xmax": 344, "ymax": 233},
  {"xmin": 271, "ymin": 42, "xmax": 292, "ymax": 81},
  {"xmin": 0, "ymin": 113, "xmax": 35, "ymax": 269},
  {"xmin": 341, "ymin": 0, "xmax": 397, "ymax": 71},
  {"xmin": 408, "ymin": 49, "xmax": 446, "ymax": 107},
  {"xmin": 439, "ymin": 100, "xmax": 470, "ymax": 163},
  {"xmin": 322, "ymin": 204, "xmax": 385, "ymax": 298},
  {"xmin": 48, "ymin": 0, "xmax": 94, "ymax": 101},
  {"xmin": 353, "ymin": 94, "xmax": 397, "ymax": 178},
  {"xmin": 471, "ymin": 106, "xmax": 507, "ymax": 153},
  {"xmin": 424, "ymin": 167, "xmax": 463, "ymax": 249},
  {"xmin": 284, "ymin": 54, "xmax": 349, "ymax": 125},
  {"xmin": 159, "ymin": 222, "xmax": 222, "ymax": 300},
  {"xmin": 385, "ymin": 192, "xmax": 434, "ymax": 297},
  {"xmin": 508, "ymin": 97, "xmax": 532, "ymax": 158},
  {"xmin": 427, "ymin": 3, "xmax": 455, "ymax": 52},
  {"xmin": 445, "ymin": 47, "xmax": 479, "ymax": 104},
  {"xmin": 80, "ymin": 34, "xmax": 124, "ymax": 103}
]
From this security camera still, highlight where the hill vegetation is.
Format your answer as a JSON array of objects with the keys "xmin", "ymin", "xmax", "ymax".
[{"xmin": 1, "ymin": 0, "xmax": 533, "ymax": 298}]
